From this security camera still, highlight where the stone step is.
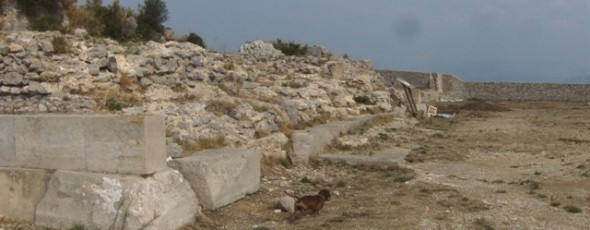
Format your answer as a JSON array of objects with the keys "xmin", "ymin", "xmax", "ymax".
[{"xmin": 0, "ymin": 115, "xmax": 165, "ymax": 175}]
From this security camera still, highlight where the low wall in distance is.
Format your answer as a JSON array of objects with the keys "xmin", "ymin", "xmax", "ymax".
[
  {"xmin": 378, "ymin": 69, "xmax": 590, "ymax": 102},
  {"xmin": 463, "ymin": 82, "xmax": 590, "ymax": 101}
]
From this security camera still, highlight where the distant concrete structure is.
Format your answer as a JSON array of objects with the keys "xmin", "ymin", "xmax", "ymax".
[{"xmin": 378, "ymin": 69, "xmax": 590, "ymax": 102}]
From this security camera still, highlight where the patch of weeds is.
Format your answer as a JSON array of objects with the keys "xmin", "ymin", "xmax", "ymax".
[
  {"xmin": 393, "ymin": 175, "xmax": 414, "ymax": 183},
  {"xmin": 272, "ymin": 39, "xmax": 308, "ymax": 56},
  {"xmin": 282, "ymin": 80, "xmax": 308, "ymax": 89},
  {"xmin": 352, "ymin": 95, "xmax": 375, "ymax": 105},
  {"xmin": 491, "ymin": 180, "xmax": 504, "ymax": 184},
  {"xmin": 336, "ymin": 180, "xmax": 347, "ymax": 187},
  {"xmin": 419, "ymin": 187, "xmax": 458, "ymax": 194},
  {"xmin": 549, "ymin": 196, "xmax": 561, "ymax": 207},
  {"xmin": 509, "ymin": 165, "xmax": 520, "ymax": 168},
  {"xmin": 118, "ymin": 71, "xmax": 135, "ymax": 89},
  {"xmin": 520, "ymin": 179, "xmax": 540, "ymax": 191},
  {"xmin": 564, "ymin": 205, "xmax": 582, "ymax": 213},
  {"xmin": 495, "ymin": 190, "xmax": 506, "ymax": 194},
  {"xmin": 476, "ymin": 178, "xmax": 489, "ymax": 183},
  {"xmin": 534, "ymin": 171, "xmax": 542, "ymax": 176},
  {"xmin": 293, "ymin": 111, "xmax": 332, "ymax": 130},
  {"xmin": 473, "ymin": 218, "xmax": 494, "ymax": 230},
  {"xmin": 537, "ymin": 193, "xmax": 547, "ymax": 199},
  {"xmin": 253, "ymin": 227, "xmax": 270, "ymax": 230},
  {"xmin": 205, "ymin": 100, "xmax": 237, "ymax": 116},
  {"xmin": 378, "ymin": 133, "xmax": 389, "ymax": 140},
  {"xmin": 52, "ymin": 36, "xmax": 69, "ymax": 54},
  {"xmin": 582, "ymin": 171, "xmax": 590, "ymax": 177},
  {"xmin": 576, "ymin": 164, "xmax": 587, "ymax": 169},
  {"xmin": 67, "ymin": 224, "xmax": 87, "ymax": 230},
  {"xmin": 223, "ymin": 62, "xmax": 235, "ymax": 70},
  {"xmin": 106, "ymin": 98, "xmax": 123, "ymax": 111},
  {"xmin": 300, "ymin": 176, "xmax": 314, "ymax": 184},
  {"xmin": 557, "ymin": 137, "xmax": 590, "ymax": 144},
  {"xmin": 180, "ymin": 136, "xmax": 226, "ymax": 155}
]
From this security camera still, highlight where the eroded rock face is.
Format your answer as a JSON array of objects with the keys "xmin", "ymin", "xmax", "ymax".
[
  {"xmin": 35, "ymin": 168, "xmax": 200, "ymax": 230},
  {"xmin": 0, "ymin": 30, "xmax": 403, "ymax": 160}
]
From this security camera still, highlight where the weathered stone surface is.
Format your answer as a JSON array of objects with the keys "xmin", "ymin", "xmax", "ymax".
[
  {"xmin": 1, "ymin": 72, "xmax": 24, "ymax": 85},
  {"xmin": 290, "ymin": 115, "xmax": 373, "ymax": 165},
  {"xmin": 0, "ymin": 168, "xmax": 50, "ymax": 222},
  {"xmin": 106, "ymin": 56, "xmax": 118, "ymax": 73},
  {"xmin": 35, "ymin": 168, "xmax": 200, "ymax": 230},
  {"xmin": 0, "ymin": 115, "xmax": 166, "ymax": 175},
  {"xmin": 8, "ymin": 43, "xmax": 24, "ymax": 53},
  {"xmin": 279, "ymin": 196, "xmax": 295, "ymax": 213},
  {"xmin": 239, "ymin": 40, "xmax": 283, "ymax": 60},
  {"xmin": 168, "ymin": 148, "xmax": 261, "ymax": 210},
  {"xmin": 319, "ymin": 147, "xmax": 409, "ymax": 168}
]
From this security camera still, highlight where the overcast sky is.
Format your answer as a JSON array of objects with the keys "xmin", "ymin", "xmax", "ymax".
[{"xmin": 108, "ymin": 0, "xmax": 590, "ymax": 83}]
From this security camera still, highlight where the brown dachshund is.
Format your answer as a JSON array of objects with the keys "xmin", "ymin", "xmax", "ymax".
[{"xmin": 286, "ymin": 189, "xmax": 331, "ymax": 221}]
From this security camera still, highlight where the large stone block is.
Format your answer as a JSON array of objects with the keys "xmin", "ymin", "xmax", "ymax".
[
  {"xmin": 290, "ymin": 115, "xmax": 373, "ymax": 165},
  {"xmin": 0, "ymin": 167, "xmax": 51, "ymax": 222},
  {"xmin": 35, "ymin": 168, "xmax": 200, "ymax": 230},
  {"xmin": 168, "ymin": 148, "xmax": 260, "ymax": 210},
  {"xmin": 0, "ymin": 115, "xmax": 166, "ymax": 175}
]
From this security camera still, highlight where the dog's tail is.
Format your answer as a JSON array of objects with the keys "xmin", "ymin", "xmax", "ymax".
[{"xmin": 283, "ymin": 190, "xmax": 300, "ymax": 200}]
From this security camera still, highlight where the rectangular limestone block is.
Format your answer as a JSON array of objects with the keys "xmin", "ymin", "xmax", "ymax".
[
  {"xmin": 0, "ymin": 115, "xmax": 166, "ymax": 175},
  {"xmin": 0, "ymin": 167, "xmax": 51, "ymax": 222},
  {"xmin": 0, "ymin": 116, "xmax": 16, "ymax": 166}
]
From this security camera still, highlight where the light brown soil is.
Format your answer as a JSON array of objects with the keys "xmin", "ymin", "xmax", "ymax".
[
  {"xmin": 2, "ymin": 101, "xmax": 589, "ymax": 230},
  {"xmin": 187, "ymin": 101, "xmax": 590, "ymax": 230}
]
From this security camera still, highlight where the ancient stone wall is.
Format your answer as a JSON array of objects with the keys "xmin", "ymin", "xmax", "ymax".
[{"xmin": 463, "ymin": 82, "xmax": 590, "ymax": 101}]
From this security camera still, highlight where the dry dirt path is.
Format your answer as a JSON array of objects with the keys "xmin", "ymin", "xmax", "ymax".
[{"xmin": 188, "ymin": 101, "xmax": 590, "ymax": 230}]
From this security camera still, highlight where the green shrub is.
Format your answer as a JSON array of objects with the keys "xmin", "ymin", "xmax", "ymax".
[
  {"xmin": 272, "ymin": 39, "xmax": 308, "ymax": 56},
  {"xmin": 52, "ymin": 36, "xmax": 69, "ymax": 54},
  {"xmin": 106, "ymin": 99, "xmax": 122, "ymax": 111},
  {"xmin": 136, "ymin": 0, "xmax": 169, "ymax": 41},
  {"xmin": 16, "ymin": 0, "xmax": 64, "ymax": 31},
  {"xmin": 186, "ymin": 32, "xmax": 206, "ymax": 48},
  {"xmin": 564, "ymin": 205, "xmax": 582, "ymax": 213}
]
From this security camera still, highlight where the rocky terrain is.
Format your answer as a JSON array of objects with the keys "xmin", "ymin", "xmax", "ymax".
[{"xmin": 0, "ymin": 30, "xmax": 400, "ymax": 161}]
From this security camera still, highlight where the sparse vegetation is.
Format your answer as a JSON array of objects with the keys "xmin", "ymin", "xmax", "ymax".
[
  {"xmin": 564, "ymin": 205, "xmax": 582, "ymax": 213},
  {"xmin": 186, "ymin": 32, "xmax": 206, "ymax": 48},
  {"xmin": 474, "ymin": 218, "xmax": 494, "ymax": 230},
  {"xmin": 105, "ymin": 98, "xmax": 123, "ymax": 111},
  {"xmin": 272, "ymin": 39, "xmax": 308, "ymax": 56},
  {"xmin": 180, "ymin": 136, "xmax": 225, "ymax": 154},
  {"xmin": 300, "ymin": 176, "xmax": 314, "ymax": 184},
  {"xmin": 67, "ymin": 224, "xmax": 87, "ymax": 230},
  {"xmin": 16, "ymin": 0, "xmax": 66, "ymax": 31},
  {"xmin": 223, "ymin": 62, "xmax": 235, "ymax": 70},
  {"xmin": 52, "ymin": 36, "xmax": 69, "ymax": 54},
  {"xmin": 519, "ymin": 179, "xmax": 540, "ymax": 191}
]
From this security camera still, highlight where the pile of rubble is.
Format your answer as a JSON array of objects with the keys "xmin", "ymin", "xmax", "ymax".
[{"xmin": 0, "ymin": 30, "xmax": 403, "ymax": 158}]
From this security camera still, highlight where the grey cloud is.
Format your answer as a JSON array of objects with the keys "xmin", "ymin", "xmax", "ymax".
[{"xmin": 393, "ymin": 16, "xmax": 421, "ymax": 41}]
